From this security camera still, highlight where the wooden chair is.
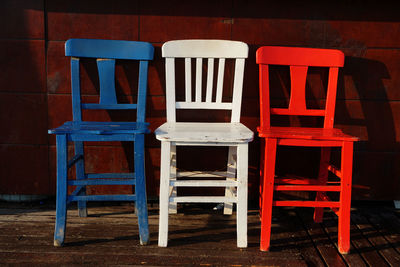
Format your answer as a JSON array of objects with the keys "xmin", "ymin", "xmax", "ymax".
[
  {"xmin": 155, "ymin": 40, "xmax": 253, "ymax": 247},
  {"xmin": 48, "ymin": 39, "xmax": 154, "ymax": 247},
  {"xmin": 256, "ymin": 46, "xmax": 359, "ymax": 254}
]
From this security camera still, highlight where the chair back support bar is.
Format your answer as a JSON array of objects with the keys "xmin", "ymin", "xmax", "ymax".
[
  {"xmin": 256, "ymin": 46, "xmax": 344, "ymax": 129},
  {"xmin": 66, "ymin": 39, "xmax": 154, "ymax": 123},
  {"xmin": 162, "ymin": 40, "xmax": 248, "ymax": 123}
]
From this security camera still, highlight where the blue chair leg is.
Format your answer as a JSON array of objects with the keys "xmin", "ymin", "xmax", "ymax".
[
  {"xmin": 74, "ymin": 141, "xmax": 87, "ymax": 217},
  {"xmin": 54, "ymin": 134, "xmax": 68, "ymax": 247},
  {"xmin": 134, "ymin": 134, "xmax": 150, "ymax": 245}
]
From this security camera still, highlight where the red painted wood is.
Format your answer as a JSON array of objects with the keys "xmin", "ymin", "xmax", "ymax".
[{"xmin": 257, "ymin": 46, "xmax": 359, "ymax": 254}]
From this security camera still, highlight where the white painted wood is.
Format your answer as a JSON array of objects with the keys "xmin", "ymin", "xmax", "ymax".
[
  {"xmin": 158, "ymin": 40, "xmax": 252, "ymax": 248},
  {"xmin": 171, "ymin": 196, "xmax": 237, "ymax": 203},
  {"xmin": 169, "ymin": 145, "xmax": 177, "ymax": 214},
  {"xmin": 206, "ymin": 58, "xmax": 214, "ymax": 103},
  {"xmin": 162, "ymin": 40, "xmax": 248, "ymax": 58},
  {"xmin": 216, "ymin": 58, "xmax": 225, "ymax": 103},
  {"xmin": 195, "ymin": 58, "xmax": 202, "ymax": 102},
  {"xmin": 176, "ymin": 102, "xmax": 232, "ymax": 110},
  {"xmin": 154, "ymin": 122, "xmax": 253, "ymax": 143},
  {"xmin": 165, "ymin": 58, "xmax": 176, "ymax": 122},
  {"xmin": 224, "ymin": 146, "xmax": 237, "ymax": 215},
  {"xmin": 171, "ymin": 180, "xmax": 238, "ymax": 187},
  {"xmin": 236, "ymin": 143, "xmax": 248, "ymax": 248},
  {"xmin": 231, "ymin": 59, "xmax": 246, "ymax": 123},
  {"xmin": 394, "ymin": 200, "xmax": 400, "ymax": 209},
  {"xmin": 185, "ymin": 58, "xmax": 192, "ymax": 102},
  {"xmin": 176, "ymin": 171, "xmax": 228, "ymax": 178},
  {"xmin": 158, "ymin": 141, "xmax": 171, "ymax": 247}
]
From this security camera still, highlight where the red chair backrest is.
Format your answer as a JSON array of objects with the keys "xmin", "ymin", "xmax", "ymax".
[{"xmin": 256, "ymin": 46, "xmax": 344, "ymax": 130}]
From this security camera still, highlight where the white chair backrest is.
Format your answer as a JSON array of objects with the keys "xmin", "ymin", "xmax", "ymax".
[{"xmin": 162, "ymin": 40, "xmax": 248, "ymax": 123}]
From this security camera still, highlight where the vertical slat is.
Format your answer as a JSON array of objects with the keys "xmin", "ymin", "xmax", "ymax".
[
  {"xmin": 158, "ymin": 141, "xmax": 171, "ymax": 247},
  {"xmin": 185, "ymin": 58, "xmax": 192, "ymax": 102},
  {"xmin": 259, "ymin": 64, "xmax": 271, "ymax": 129},
  {"xmin": 195, "ymin": 58, "xmax": 202, "ymax": 102},
  {"xmin": 231, "ymin": 58, "xmax": 245, "ymax": 122},
  {"xmin": 224, "ymin": 146, "xmax": 236, "ymax": 215},
  {"xmin": 74, "ymin": 141, "xmax": 87, "ymax": 217},
  {"xmin": 54, "ymin": 134, "xmax": 68, "ymax": 247},
  {"xmin": 165, "ymin": 58, "xmax": 176, "ymax": 122},
  {"xmin": 216, "ymin": 58, "xmax": 225, "ymax": 103},
  {"xmin": 169, "ymin": 144, "xmax": 177, "ymax": 214},
  {"xmin": 324, "ymin": 67, "xmax": 339, "ymax": 129},
  {"xmin": 338, "ymin": 141, "xmax": 353, "ymax": 254},
  {"xmin": 70, "ymin": 58, "xmax": 82, "ymax": 121},
  {"xmin": 236, "ymin": 143, "xmax": 248, "ymax": 248},
  {"xmin": 206, "ymin": 58, "xmax": 214, "ymax": 103},
  {"xmin": 134, "ymin": 134, "xmax": 150, "ymax": 245},
  {"xmin": 288, "ymin": 65, "xmax": 308, "ymax": 113},
  {"xmin": 137, "ymin": 60, "xmax": 149, "ymax": 123},
  {"xmin": 97, "ymin": 59, "xmax": 117, "ymax": 105}
]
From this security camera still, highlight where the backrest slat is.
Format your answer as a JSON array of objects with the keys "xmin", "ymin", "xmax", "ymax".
[
  {"xmin": 71, "ymin": 58, "xmax": 82, "ymax": 121},
  {"xmin": 231, "ymin": 58, "xmax": 245, "ymax": 123},
  {"xmin": 97, "ymin": 59, "xmax": 117, "ymax": 105},
  {"xmin": 165, "ymin": 58, "xmax": 176, "ymax": 122},
  {"xmin": 185, "ymin": 58, "xmax": 192, "ymax": 102},
  {"xmin": 288, "ymin": 66, "xmax": 308, "ymax": 114},
  {"xmin": 206, "ymin": 58, "xmax": 214, "ymax": 103},
  {"xmin": 215, "ymin": 58, "xmax": 225, "ymax": 103},
  {"xmin": 162, "ymin": 39, "xmax": 248, "ymax": 123},
  {"xmin": 137, "ymin": 60, "xmax": 149, "ymax": 123},
  {"xmin": 195, "ymin": 58, "xmax": 202, "ymax": 102}
]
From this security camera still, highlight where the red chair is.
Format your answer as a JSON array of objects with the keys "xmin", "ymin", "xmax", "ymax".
[{"xmin": 256, "ymin": 46, "xmax": 359, "ymax": 254}]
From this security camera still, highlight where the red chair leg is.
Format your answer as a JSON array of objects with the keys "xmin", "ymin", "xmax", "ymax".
[
  {"xmin": 260, "ymin": 138, "xmax": 277, "ymax": 251},
  {"xmin": 338, "ymin": 141, "xmax": 353, "ymax": 254},
  {"xmin": 313, "ymin": 147, "xmax": 331, "ymax": 223},
  {"xmin": 259, "ymin": 138, "xmax": 265, "ymax": 218}
]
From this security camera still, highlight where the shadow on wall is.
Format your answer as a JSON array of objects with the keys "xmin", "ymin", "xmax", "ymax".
[{"xmin": 339, "ymin": 57, "xmax": 399, "ymax": 200}]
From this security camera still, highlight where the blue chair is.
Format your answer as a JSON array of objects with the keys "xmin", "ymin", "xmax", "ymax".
[{"xmin": 48, "ymin": 39, "xmax": 154, "ymax": 247}]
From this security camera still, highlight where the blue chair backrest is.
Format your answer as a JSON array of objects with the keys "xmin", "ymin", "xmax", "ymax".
[{"xmin": 65, "ymin": 39, "xmax": 154, "ymax": 123}]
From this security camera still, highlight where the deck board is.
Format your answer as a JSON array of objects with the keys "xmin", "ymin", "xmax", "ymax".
[{"xmin": 1, "ymin": 201, "xmax": 400, "ymax": 266}]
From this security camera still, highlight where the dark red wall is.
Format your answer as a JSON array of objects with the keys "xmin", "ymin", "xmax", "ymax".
[{"xmin": 1, "ymin": 0, "xmax": 400, "ymax": 200}]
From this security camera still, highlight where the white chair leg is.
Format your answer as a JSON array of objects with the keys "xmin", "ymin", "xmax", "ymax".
[
  {"xmin": 169, "ymin": 144, "xmax": 177, "ymax": 214},
  {"xmin": 158, "ymin": 141, "xmax": 171, "ymax": 247},
  {"xmin": 236, "ymin": 143, "xmax": 248, "ymax": 248},
  {"xmin": 224, "ymin": 146, "xmax": 237, "ymax": 215}
]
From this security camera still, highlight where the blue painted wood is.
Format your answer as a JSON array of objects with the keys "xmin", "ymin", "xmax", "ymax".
[
  {"xmin": 74, "ymin": 141, "xmax": 87, "ymax": 217},
  {"xmin": 134, "ymin": 134, "xmax": 150, "ymax": 245},
  {"xmin": 49, "ymin": 39, "xmax": 153, "ymax": 246},
  {"xmin": 54, "ymin": 135, "xmax": 67, "ymax": 247},
  {"xmin": 69, "ymin": 179, "xmax": 136, "ymax": 186},
  {"xmin": 97, "ymin": 59, "xmax": 118, "ymax": 105},
  {"xmin": 82, "ymin": 103, "xmax": 137, "ymax": 110},
  {"xmin": 69, "ymin": 195, "xmax": 137, "ymax": 202},
  {"xmin": 86, "ymin": 173, "xmax": 135, "ymax": 179},
  {"xmin": 65, "ymin": 39, "xmax": 154, "ymax": 60}
]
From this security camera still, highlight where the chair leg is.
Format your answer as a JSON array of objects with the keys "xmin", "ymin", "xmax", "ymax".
[
  {"xmin": 224, "ymin": 146, "xmax": 237, "ymax": 215},
  {"xmin": 338, "ymin": 141, "xmax": 353, "ymax": 254},
  {"xmin": 158, "ymin": 141, "xmax": 171, "ymax": 247},
  {"xmin": 313, "ymin": 147, "xmax": 331, "ymax": 223},
  {"xmin": 74, "ymin": 141, "xmax": 87, "ymax": 217},
  {"xmin": 236, "ymin": 143, "xmax": 248, "ymax": 248},
  {"xmin": 134, "ymin": 134, "xmax": 150, "ymax": 245},
  {"xmin": 260, "ymin": 138, "xmax": 277, "ymax": 252},
  {"xmin": 169, "ymin": 144, "xmax": 177, "ymax": 214},
  {"xmin": 54, "ymin": 135, "xmax": 68, "ymax": 247},
  {"xmin": 259, "ymin": 138, "xmax": 265, "ymax": 218}
]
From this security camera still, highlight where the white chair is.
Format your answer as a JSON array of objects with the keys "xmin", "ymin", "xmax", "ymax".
[{"xmin": 155, "ymin": 39, "xmax": 253, "ymax": 248}]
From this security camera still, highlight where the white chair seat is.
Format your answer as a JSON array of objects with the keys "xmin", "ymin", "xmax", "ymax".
[{"xmin": 155, "ymin": 122, "xmax": 253, "ymax": 143}]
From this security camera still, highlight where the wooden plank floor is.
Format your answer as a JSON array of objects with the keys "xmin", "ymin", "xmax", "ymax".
[{"xmin": 1, "ymin": 201, "xmax": 400, "ymax": 266}]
